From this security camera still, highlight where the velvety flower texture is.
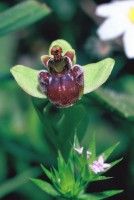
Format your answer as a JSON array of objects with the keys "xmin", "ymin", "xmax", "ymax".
[
  {"xmin": 38, "ymin": 45, "xmax": 84, "ymax": 108},
  {"xmin": 96, "ymin": 0, "xmax": 134, "ymax": 58}
]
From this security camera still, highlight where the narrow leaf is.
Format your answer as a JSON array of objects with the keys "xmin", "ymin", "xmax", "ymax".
[
  {"xmin": 0, "ymin": 0, "xmax": 51, "ymax": 36},
  {"xmin": 103, "ymin": 158, "xmax": 123, "ymax": 174},
  {"xmin": 41, "ymin": 164, "xmax": 52, "ymax": 180},
  {"xmin": 109, "ymin": 158, "xmax": 123, "ymax": 170},
  {"xmin": 49, "ymin": 39, "xmax": 76, "ymax": 64},
  {"xmin": 91, "ymin": 176, "xmax": 113, "ymax": 182},
  {"xmin": 92, "ymin": 88, "xmax": 134, "ymax": 121},
  {"xmin": 84, "ymin": 58, "xmax": 115, "ymax": 94},
  {"xmin": 101, "ymin": 142, "xmax": 120, "ymax": 162},
  {"xmin": 10, "ymin": 65, "xmax": 46, "ymax": 98},
  {"xmin": 74, "ymin": 134, "xmax": 81, "ymax": 148},
  {"xmin": 80, "ymin": 190, "xmax": 123, "ymax": 200},
  {"xmin": 88, "ymin": 133, "xmax": 96, "ymax": 162},
  {"xmin": 31, "ymin": 178, "xmax": 59, "ymax": 197}
]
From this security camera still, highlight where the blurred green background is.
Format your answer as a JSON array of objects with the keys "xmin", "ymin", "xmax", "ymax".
[{"xmin": 0, "ymin": 0, "xmax": 134, "ymax": 199}]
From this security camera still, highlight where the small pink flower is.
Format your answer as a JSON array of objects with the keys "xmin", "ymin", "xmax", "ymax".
[
  {"xmin": 86, "ymin": 151, "xmax": 92, "ymax": 159},
  {"xmin": 74, "ymin": 147, "xmax": 84, "ymax": 154},
  {"xmin": 89, "ymin": 156, "xmax": 110, "ymax": 174}
]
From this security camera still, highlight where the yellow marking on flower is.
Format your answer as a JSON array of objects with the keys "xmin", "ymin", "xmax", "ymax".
[{"xmin": 128, "ymin": 7, "xmax": 134, "ymax": 23}]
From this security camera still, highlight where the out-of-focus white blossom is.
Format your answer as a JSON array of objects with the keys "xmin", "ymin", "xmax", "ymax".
[{"xmin": 96, "ymin": 0, "xmax": 134, "ymax": 58}]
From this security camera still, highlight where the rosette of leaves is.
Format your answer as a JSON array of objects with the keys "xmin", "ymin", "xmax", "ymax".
[{"xmin": 31, "ymin": 135, "xmax": 123, "ymax": 199}]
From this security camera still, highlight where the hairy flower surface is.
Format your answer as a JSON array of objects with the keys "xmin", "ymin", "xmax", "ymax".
[
  {"xmin": 89, "ymin": 156, "xmax": 111, "ymax": 174},
  {"xmin": 38, "ymin": 45, "xmax": 84, "ymax": 108},
  {"xmin": 96, "ymin": 0, "xmax": 134, "ymax": 58}
]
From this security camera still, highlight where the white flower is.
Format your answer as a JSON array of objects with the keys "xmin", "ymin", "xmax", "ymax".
[
  {"xmin": 74, "ymin": 147, "xmax": 84, "ymax": 154},
  {"xmin": 89, "ymin": 156, "xmax": 111, "ymax": 174},
  {"xmin": 96, "ymin": 0, "xmax": 134, "ymax": 58}
]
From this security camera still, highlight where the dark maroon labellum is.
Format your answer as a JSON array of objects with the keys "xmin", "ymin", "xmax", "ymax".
[{"xmin": 38, "ymin": 45, "xmax": 84, "ymax": 108}]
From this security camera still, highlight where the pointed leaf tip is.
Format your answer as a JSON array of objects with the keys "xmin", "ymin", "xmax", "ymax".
[
  {"xmin": 84, "ymin": 58, "xmax": 115, "ymax": 94},
  {"xmin": 10, "ymin": 65, "xmax": 47, "ymax": 98},
  {"xmin": 31, "ymin": 178, "xmax": 59, "ymax": 197}
]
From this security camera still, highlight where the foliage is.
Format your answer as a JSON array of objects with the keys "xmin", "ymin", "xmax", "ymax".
[
  {"xmin": 0, "ymin": 0, "xmax": 133, "ymax": 200},
  {"xmin": 31, "ymin": 135, "xmax": 123, "ymax": 199}
]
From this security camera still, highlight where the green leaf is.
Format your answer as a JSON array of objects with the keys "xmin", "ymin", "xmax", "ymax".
[
  {"xmin": 92, "ymin": 87, "xmax": 134, "ymax": 121},
  {"xmin": 84, "ymin": 58, "xmax": 115, "ymax": 94},
  {"xmin": 91, "ymin": 176, "xmax": 113, "ymax": 182},
  {"xmin": 80, "ymin": 190, "xmax": 123, "ymax": 200},
  {"xmin": 41, "ymin": 164, "xmax": 52, "ymax": 180},
  {"xmin": 31, "ymin": 178, "xmax": 60, "ymax": 197},
  {"xmin": 49, "ymin": 39, "xmax": 76, "ymax": 64},
  {"xmin": 101, "ymin": 142, "xmax": 120, "ymax": 162},
  {"xmin": 10, "ymin": 65, "xmax": 46, "ymax": 98},
  {"xmin": 109, "ymin": 158, "xmax": 123, "ymax": 170},
  {"xmin": 0, "ymin": 0, "xmax": 51, "ymax": 36},
  {"xmin": 74, "ymin": 134, "xmax": 81, "ymax": 148},
  {"xmin": 87, "ymin": 133, "xmax": 96, "ymax": 162}
]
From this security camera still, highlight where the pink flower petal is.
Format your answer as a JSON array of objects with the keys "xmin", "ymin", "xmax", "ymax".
[
  {"xmin": 98, "ymin": 156, "xmax": 104, "ymax": 164},
  {"xmin": 103, "ymin": 163, "xmax": 111, "ymax": 168},
  {"xmin": 89, "ymin": 164, "xmax": 100, "ymax": 174}
]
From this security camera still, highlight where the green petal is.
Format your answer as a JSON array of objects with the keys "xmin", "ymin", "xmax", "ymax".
[
  {"xmin": 84, "ymin": 58, "xmax": 115, "ymax": 94},
  {"xmin": 10, "ymin": 65, "xmax": 46, "ymax": 98}
]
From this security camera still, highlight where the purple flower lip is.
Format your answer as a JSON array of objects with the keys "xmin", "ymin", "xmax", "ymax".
[{"xmin": 38, "ymin": 46, "xmax": 84, "ymax": 108}]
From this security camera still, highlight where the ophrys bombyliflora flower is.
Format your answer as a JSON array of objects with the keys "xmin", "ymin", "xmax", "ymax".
[{"xmin": 38, "ymin": 45, "xmax": 84, "ymax": 108}]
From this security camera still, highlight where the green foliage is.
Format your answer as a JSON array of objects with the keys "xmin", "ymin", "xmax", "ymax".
[
  {"xmin": 1, "ymin": 1, "xmax": 133, "ymax": 199},
  {"xmin": 0, "ymin": 0, "xmax": 51, "ymax": 36},
  {"xmin": 0, "ymin": 167, "xmax": 41, "ymax": 199},
  {"xmin": 92, "ymin": 88, "xmax": 134, "ymax": 121},
  {"xmin": 30, "ymin": 178, "xmax": 59, "ymax": 197},
  {"xmin": 32, "ymin": 135, "xmax": 122, "ymax": 199},
  {"xmin": 80, "ymin": 190, "xmax": 123, "ymax": 200}
]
